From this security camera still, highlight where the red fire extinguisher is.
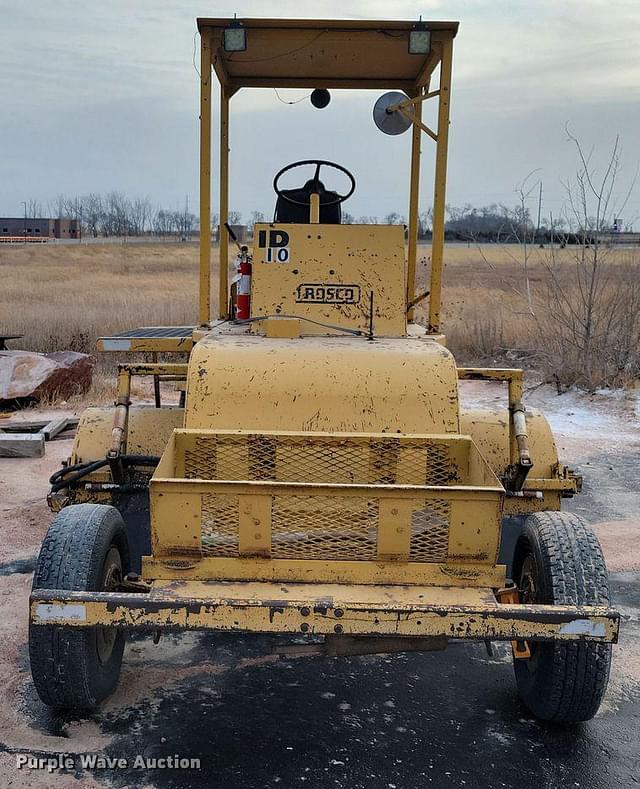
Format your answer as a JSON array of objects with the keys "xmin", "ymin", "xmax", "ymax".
[{"xmin": 235, "ymin": 245, "xmax": 252, "ymax": 320}]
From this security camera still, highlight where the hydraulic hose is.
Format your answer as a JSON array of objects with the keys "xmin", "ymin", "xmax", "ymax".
[{"xmin": 50, "ymin": 454, "xmax": 160, "ymax": 493}]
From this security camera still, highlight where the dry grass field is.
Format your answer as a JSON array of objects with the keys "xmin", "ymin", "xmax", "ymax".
[
  {"xmin": 0, "ymin": 242, "xmax": 201, "ymax": 354},
  {"xmin": 1, "ymin": 239, "xmax": 638, "ymax": 401}
]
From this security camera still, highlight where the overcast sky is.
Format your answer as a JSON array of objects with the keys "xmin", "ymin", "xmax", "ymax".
[{"xmin": 1, "ymin": 0, "xmax": 639, "ymax": 225}]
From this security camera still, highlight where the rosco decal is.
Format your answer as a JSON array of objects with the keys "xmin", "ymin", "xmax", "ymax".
[{"xmin": 296, "ymin": 284, "xmax": 361, "ymax": 304}]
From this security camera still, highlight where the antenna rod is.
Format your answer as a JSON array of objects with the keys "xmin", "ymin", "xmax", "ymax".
[
  {"xmin": 368, "ymin": 291, "xmax": 375, "ymax": 341},
  {"xmin": 224, "ymin": 221, "xmax": 242, "ymax": 251}
]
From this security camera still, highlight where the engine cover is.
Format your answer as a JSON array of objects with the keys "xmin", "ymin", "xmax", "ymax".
[{"xmin": 186, "ymin": 331, "xmax": 459, "ymax": 434}]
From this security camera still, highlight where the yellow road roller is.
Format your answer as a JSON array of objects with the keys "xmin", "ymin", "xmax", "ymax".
[{"xmin": 29, "ymin": 17, "xmax": 618, "ymax": 722}]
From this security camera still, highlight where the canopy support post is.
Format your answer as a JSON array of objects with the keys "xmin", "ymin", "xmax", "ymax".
[
  {"xmin": 198, "ymin": 34, "xmax": 212, "ymax": 327},
  {"xmin": 428, "ymin": 37, "xmax": 453, "ymax": 334},
  {"xmin": 219, "ymin": 89, "xmax": 230, "ymax": 319},
  {"xmin": 406, "ymin": 84, "xmax": 426, "ymax": 323}
]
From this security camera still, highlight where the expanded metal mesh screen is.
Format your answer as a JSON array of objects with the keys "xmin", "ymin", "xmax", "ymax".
[
  {"xmin": 201, "ymin": 494, "xmax": 239, "ymax": 556},
  {"xmin": 271, "ymin": 495, "xmax": 379, "ymax": 560},
  {"xmin": 186, "ymin": 433, "xmax": 456, "ymax": 562},
  {"xmin": 199, "ymin": 493, "xmax": 450, "ymax": 562},
  {"xmin": 409, "ymin": 500, "xmax": 451, "ymax": 561},
  {"xmin": 184, "ymin": 434, "xmax": 458, "ymax": 486}
]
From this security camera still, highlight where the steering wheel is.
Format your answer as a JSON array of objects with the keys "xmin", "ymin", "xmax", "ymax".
[{"xmin": 273, "ymin": 159, "xmax": 356, "ymax": 207}]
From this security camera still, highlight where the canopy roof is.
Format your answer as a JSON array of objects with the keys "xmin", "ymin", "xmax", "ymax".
[{"xmin": 197, "ymin": 18, "xmax": 459, "ymax": 92}]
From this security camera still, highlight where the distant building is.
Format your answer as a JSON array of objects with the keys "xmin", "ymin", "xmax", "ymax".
[
  {"xmin": 211, "ymin": 224, "xmax": 248, "ymax": 243},
  {"xmin": 229, "ymin": 224, "xmax": 248, "ymax": 243},
  {"xmin": 0, "ymin": 217, "xmax": 79, "ymax": 240},
  {"xmin": 600, "ymin": 231, "xmax": 640, "ymax": 246},
  {"xmin": 54, "ymin": 218, "xmax": 79, "ymax": 239}
]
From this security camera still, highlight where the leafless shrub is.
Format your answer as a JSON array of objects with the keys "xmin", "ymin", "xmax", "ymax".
[
  {"xmin": 531, "ymin": 132, "xmax": 639, "ymax": 390},
  {"xmin": 459, "ymin": 133, "xmax": 639, "ymax": 390},
  {"xmin": 533, "ymin": 255, "xmax": 640, "ymax": 390}
]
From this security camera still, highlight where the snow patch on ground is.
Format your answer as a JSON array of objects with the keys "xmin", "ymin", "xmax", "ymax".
[{"xmin": 460, "ymin": 381, "xmax": 640, "ymax": 452}]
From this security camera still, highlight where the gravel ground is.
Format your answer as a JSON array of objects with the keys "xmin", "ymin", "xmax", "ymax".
[{"xmin": 0, "ymin": 385, "xmax": 638, "ymax": 788}]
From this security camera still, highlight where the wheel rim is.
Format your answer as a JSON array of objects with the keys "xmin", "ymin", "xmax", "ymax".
[
  {"xmin": 518, "ymin": 552, "xmax": 541, "ymax": 669},
  {"xmin": 96, "ymin": 546, "xmax": 122, "ymax": 664},
  {"xmin": 519, "ymin": 554, "xmax": 537, "ymax": 603}
]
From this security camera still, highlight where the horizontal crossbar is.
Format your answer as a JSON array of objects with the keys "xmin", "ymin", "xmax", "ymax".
[{"xmin": 30, "ymin": 584, "xmax": 619, "ymax": 643}]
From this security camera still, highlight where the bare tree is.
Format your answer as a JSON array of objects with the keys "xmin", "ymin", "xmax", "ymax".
[
  {"xmin": 175, "ymin": 209, "xmax": 197, "ymax": 240},
  {"xmin": 249, "ymin": 210, "xmax": 265, "ymax": 229},
  {"xmin": 417, "ymin": 209, "xmax": 432, "ymax": 238},
  {"xmin": 500, "ymin": 172, "xmax": 541, "ymax": 315},
  {"xmin": 128, "ymin": 197, "xmax": 150, "ymax": 235},
  {"xmin": 48, "ymin": 194, "xmax": 68, "ymax": 219},
  {"xmin": 101, "ymin": 192, "xmax": 131, "ymax": 236},
  {"xmin": 27, "ymin": 198, "xmax": 42, "ymax": 218},
  {"xmin": 153, "ymin": 209, "xmax": 176, "ymax": 238},
  {"xmin": 536, "ymin": 131, "xmax": 639, "ymax": 390},
  {"xmin": 83, "ymin": 194, "xmax": 103, "ymax": 238},
  {"xmin": 468, "ymin": 134, "xmax": 639, "ymax": 390}
]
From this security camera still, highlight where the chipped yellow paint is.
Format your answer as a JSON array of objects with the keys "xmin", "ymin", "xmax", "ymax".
[
  {"xmin": 29, "ymin": 582, "xmax": 619, "ymax": 643},
  {"xmin": 251, "ymin": 223, "xmax": 406, "ymax": 337},
  {"xmin": 460, "ymin": 408, "xmax": 565, "ymax": 514},
  {"xmin": 238, "ymin": 494, "xmax": 272, "ymax": 556},
  {"xmin": 186, "ymin": 331, "xmax": 459, "ymax": 433},
  {"xmin": 49, "ymin": 17, "xmax": 587, "ymax": 649},
  {"xmin": 376, "ymin": 498, "xmax": 413, "ymax": 560},
  {"xmin": 96, "ymin": 335, "xmax": 194, "ymax": 353},
  {"xmin": 265, "ymin": 317, "xmax": 301, "ymax": 338},
  {"xmin": 71, "ymin": 406, "xmax": 185, "ymax": 464},
  {"xmin": 150, "ymin": 489, "xmax": 202, "ymax": 557},
  {"xmin": 141, "ymin": 556, "xmax": 507, "ymax": 587},
  {"xmin": 145, "ymin": 428, "xmax": 505, "ymax": 583}
]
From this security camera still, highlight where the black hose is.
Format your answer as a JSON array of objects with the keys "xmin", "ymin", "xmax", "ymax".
[
  {"xmin": 234, "ymin": 314, "xmax": 364, "ymax": 337},
  {"xmin": 50, "ymin": 454, "xmax": 161, "ymax": 493},
  {"xmin": 119, "ymin": 454, "xmax": 160, "ymax": 467},
  {"xmin": 50, "ymin": 458, "xmax": 109, "ymax": 486}
]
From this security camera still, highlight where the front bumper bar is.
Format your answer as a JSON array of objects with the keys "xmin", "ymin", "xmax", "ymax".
[{"xmin": 30, "ymin": 581, "xmax": 619, "ymax": 643}]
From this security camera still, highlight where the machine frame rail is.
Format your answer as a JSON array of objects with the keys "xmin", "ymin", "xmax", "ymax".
[{"xmin": 30, "ymin": 582, "xmax": 619, "ymax": 642}]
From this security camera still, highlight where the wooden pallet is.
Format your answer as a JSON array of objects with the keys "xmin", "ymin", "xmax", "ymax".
[{"xmin": 0, "ymin": 416, "xmax": 78, "ymax": 458}]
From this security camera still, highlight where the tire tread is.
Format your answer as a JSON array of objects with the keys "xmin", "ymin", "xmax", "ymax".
[
  {"xmin": 29, "ymin": 504, "xmax": 128, "ymax": 709},
  {"xmin": 513, "ymin": 511, "xmax": 612, "ymax": 723}
]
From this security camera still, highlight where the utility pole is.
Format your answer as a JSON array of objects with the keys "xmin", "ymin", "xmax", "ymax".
[
  {"xmin": 21, "ymin": 201, "xmax": 27, "ymax": 244},
  {"xmin": 536, "ymin": 182, "xmax": 543, "ymax": 244},
  {"xmin": 75, "ymin": 197, "xmax": 83, "ymax": 243}
]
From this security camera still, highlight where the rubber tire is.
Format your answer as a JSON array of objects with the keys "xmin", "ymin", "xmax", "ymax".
[
  {"xmin": 512, "ymin": 511, "xmax": 612, "ymax": 723},
  {"xmin": 29, "ymin": 504, "xmax": 130, "ymax": 709}
]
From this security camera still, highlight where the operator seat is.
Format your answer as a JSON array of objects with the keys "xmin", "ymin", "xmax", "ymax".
[{"xmin": 274, "ymin": 179, "xmax": 342, "ymax": 224}]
